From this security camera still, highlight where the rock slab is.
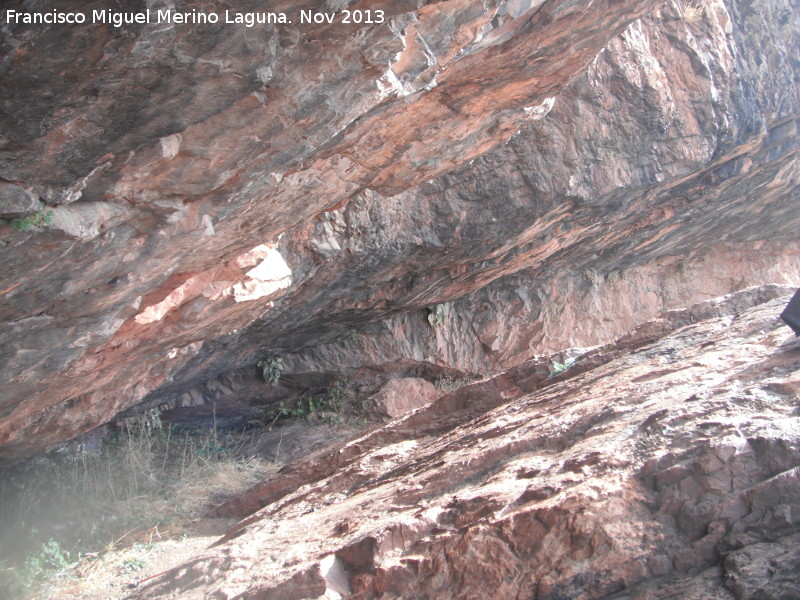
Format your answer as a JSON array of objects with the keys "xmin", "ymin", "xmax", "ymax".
[
  {"xmin": 365, "ymin": 378, "xmax": 441, "ymax": 418},
  {"xmin": 134, "ymin": 287, "xmax": 800, "ymax": 599}
]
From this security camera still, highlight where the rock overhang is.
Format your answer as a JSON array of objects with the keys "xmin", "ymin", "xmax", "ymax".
[{"xmin": 0, "ymin": 0, "xmax": 798, "ymax": 462}]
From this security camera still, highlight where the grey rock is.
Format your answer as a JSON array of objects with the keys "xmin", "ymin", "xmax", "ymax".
[{"xmin": 0, "ymin": 182, "xmax": 39, "ymax": 218}]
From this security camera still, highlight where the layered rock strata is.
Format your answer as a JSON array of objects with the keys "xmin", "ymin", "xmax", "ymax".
[
  {"xmin": 0, "ymin": 0, "xmax": 798, "ymax": 462},
  {"xmin": 134, "ymin": 287, "xmax": 800, "ymax": 599}
]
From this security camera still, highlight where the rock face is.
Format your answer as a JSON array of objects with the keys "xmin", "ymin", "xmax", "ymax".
[
  {"xmin": 0, "ymin": 183, "xmax": 41, "ymax": 218},
  {"xmin": 133, "ymin": 288, "xmax": 800, "ymax": 599},
  {"xmin": 0, "ymin": 0, "xmax": 798, "ymax": 469},
  {"xmin": 2, "ymin": 0, "xmax": 799, "ymax": 596},
  {"xmin": 365, "ymin": 378, "xmax": 440, "ymax": 418}
]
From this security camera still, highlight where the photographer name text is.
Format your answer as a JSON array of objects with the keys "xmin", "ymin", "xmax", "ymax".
[{"xmin": 5, "ymin": 8, "xmax": 386, "ymax": 28}]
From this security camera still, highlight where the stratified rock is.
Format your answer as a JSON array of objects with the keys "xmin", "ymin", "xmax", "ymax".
[
  {"xmin": 134, "ymin": 288, "xmax": 800, "ymax": 599},
  {"xmin": 0, "ymin": 0, "xmax": 797, "ymax": 466}
]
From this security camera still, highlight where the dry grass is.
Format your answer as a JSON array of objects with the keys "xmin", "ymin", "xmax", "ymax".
[
  {"xmin": 433, "ymin": 373, "xmax": 477, "ymax": 392},
  {"xmin": 682, "ymin": 3, "xmax": 704, "ymax": 22},
  {"xmin": 40, "ymin": 518, "xmax": 238, "ymax": 600},
  {"xmin": 0, "ymin": 415, "xmax": 272, "ymax": 598}
]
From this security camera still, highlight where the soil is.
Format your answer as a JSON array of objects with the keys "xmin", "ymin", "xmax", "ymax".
[{"xmin": 38, "ymin": 518, "xmax": 237, "ymax": 600}]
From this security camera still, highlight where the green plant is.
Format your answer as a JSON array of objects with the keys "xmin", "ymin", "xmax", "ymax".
[
  {"xmin": 258, "ymin": 356, "xmax": 284, "ymax": 386},
  {"xmin": 324, "ymin": 377, "xmax": 351, "ymax": 412},
  {"xmin": 261, "ymin": 400, "xmax": 306, "ymax": 425},
  {"xmin": 257, "ymin": 378, "xmax": 351, "ymax": 428},
  {"xmin": 427, "ymin": 303, "xmax": 450, "ymax": 327},
  {"xmin": 10, "ymin": 202, "xmax": 54, "ymax": 232},
  {"xmin": 194, "ymin": 437, "xmax": 231, "ymax": 459},
  {"xmin": 121, "ymin": 557, "xmax": 146, "ymax": 573},
  {"xmin": 24, "ymin": 539, "xmax": 72, "ymax": 580},
  {"xmin": 550, "ymin": 357, "xmax": 577, "ymax": 378},
  {"xmin": 0, "ymin": 538, "xmax": 73, "ymax": 598}
]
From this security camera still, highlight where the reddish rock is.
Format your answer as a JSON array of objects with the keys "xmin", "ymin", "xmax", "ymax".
[
  {"xmin": 0, "ymin": 0, "xmax": 798, "ymax": 595},
  {"xmin": 134, "ymin": 288, "xmax": 800, "ymax": 599},
  {"xmin": 0, "ymin": 0, "xmax": 797, "ymax": 469},
  {"xmin": 365, "ymin": 377, "xmax": 441, "ymax": 418}
]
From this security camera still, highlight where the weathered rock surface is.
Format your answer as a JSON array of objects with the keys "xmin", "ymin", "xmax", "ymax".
[
  {"xmin": 365, "ymin": 377, "xmax": 441, "ymax": 418},
  {"xmin": 132, "ymin": 288, "xmax": 800, "ymax": 599},
  {"xmin": 0, "ymin": 182, "xmax": 40, "ymax": 218},
  {"xmin": 0, "ymin": 0, "xmax": 798, "ymax": 465}
]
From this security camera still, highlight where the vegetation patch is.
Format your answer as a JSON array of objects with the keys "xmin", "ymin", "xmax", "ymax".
[
  {"xmin": 0, "ymin": 413, "xmax": 271, "ymax": 598},
  {"xmin": 9, "ymin": 202, "xmax": 54, "ymax": 232},
  {"xmin": 550, "ymin": 357, "xmax": 578, "ymax": 378},
  {"xmin": 258, "ymin": 356, "xmax": 284, "ymax": 386},
  {"xmin": 257, "ymin": 377, "xmax": 355, "ymax": 427}
]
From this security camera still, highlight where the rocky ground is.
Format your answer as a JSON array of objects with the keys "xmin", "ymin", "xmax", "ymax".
[
  {"xmin": 119, "ymin": 285, "xmax": 800, "ymax": 599},
  {"xmin": 40, "ymin": 519, "xmax": 237, "ymax": 600},
  {"xmin": 1, "ymin": 0, "xmax": 798, "ymax": 596}
]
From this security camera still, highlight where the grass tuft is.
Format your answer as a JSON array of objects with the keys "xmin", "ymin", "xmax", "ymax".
[
  {"xmin": 0, "ymin": 415, "xmax": 270, "ymax": 598},
  {"xmin": 682, "ymin": 3, "xmax": 704, "ymax": 22}
]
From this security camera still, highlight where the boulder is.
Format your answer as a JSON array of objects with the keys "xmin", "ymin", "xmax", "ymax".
[
  {"xmin": 366, "ymin": 378, "xmax": 441, "ymax": 418},
  {"xmin": 0, "ymin": 183, "xmax": 39, "ymax": 218}
]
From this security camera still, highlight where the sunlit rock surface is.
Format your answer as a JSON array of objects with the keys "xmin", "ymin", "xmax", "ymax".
[
  {"xmin": 1, "ymin": 0, "xmax": 799, "ymax": 596},
  {"xmin": 135, "ymin": 288, "xmax": 800, "ymax": 599}
]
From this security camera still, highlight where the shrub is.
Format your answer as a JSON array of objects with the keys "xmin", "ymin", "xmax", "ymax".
[
  {"xmin": 550, "ymin": 357, "xmax": 577, "ymax": 377},
  {"xmin": 10, "ymin": 203, "xmax": 54, "ymax": 232},
  {"xmin": 0, "ymin": 418, "xmax": 270, "ymax": 597},
  {"xmin": 258, "ymin": 356, "xmax": 284, "ymax": 386}
]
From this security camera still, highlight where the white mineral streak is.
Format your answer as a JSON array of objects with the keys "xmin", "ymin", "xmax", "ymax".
[{"xmin": 232, "ymin": 246, "xmax": 293, "ymax": 303}]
